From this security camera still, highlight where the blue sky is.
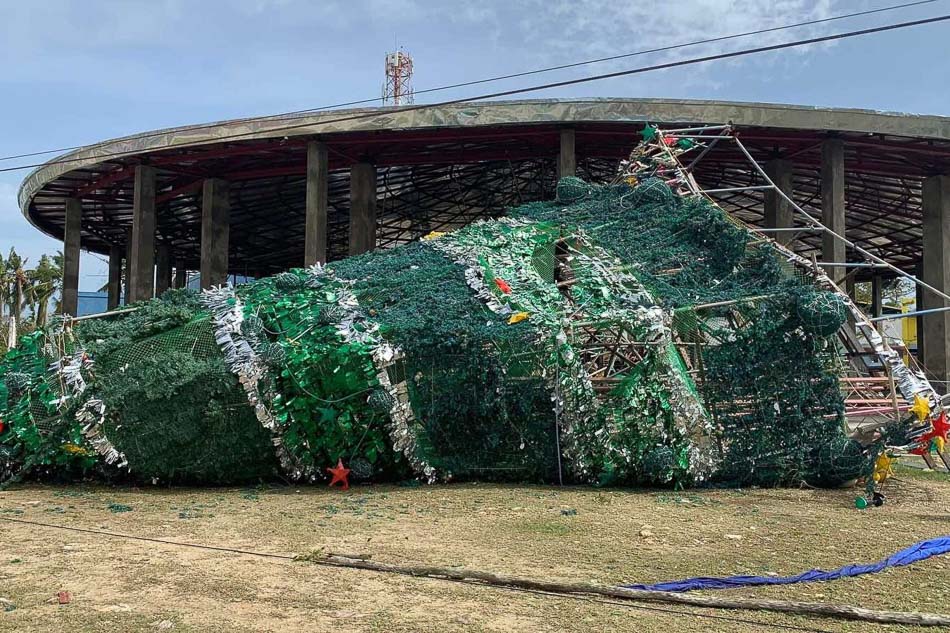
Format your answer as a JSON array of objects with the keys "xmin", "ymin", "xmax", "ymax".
[{"xmin": 1, "ymin": 0, "xmax": 948, "ymax": 290}]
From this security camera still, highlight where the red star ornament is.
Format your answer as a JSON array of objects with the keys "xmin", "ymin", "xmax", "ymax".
[
  {"xmin": 933, "ymin": 411, "xmax": 950, "ymax": 440},
  {"xmin": 910, "ymin": 411, "xmax": 949, "ymax": 455},
  {"xmin": 327, "ymin": 459, "xmax": 351, "ymax": 491}
]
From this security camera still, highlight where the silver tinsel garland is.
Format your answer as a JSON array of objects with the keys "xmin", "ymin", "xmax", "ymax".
[
  {"xmin": 40, "ymin": 323, "xmax": 129, "ymax": 470},
  {"xmin": 305, "ymin": 265, "xmax": 437, "ymax": 483},
  {"xmin": 200, "ymin": 284, "xmax": 307, "ymax": 480},
  {"xmin": 428, "ymin": 219, "xmax": 601, "ymax": 478}
]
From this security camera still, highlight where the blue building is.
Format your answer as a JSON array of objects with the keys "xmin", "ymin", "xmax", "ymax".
[{"xmin": 76, "ymin": 291, "xmax": 110, "ymax": 317}]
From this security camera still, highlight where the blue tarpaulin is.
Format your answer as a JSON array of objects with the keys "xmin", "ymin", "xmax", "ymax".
[{"xmin": 623, "ymin": 536, "xmax": 950, "ymax": 592}]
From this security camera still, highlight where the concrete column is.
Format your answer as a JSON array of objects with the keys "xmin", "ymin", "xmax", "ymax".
[
  {"xmin": 174, "ymin": 260, "xmax": 187, "ymax": 289},
  {"xmin": 764, "ymin": 159, "xmax": 794, "ymax": 245},
  {"xmin": 129, "ymin": 165, "xmax": 157, "ymax": 302},
  {"xmin": 123, "ymin": 227, "xmax": 133, "ymax": 305},
  {"xmin": 200, "ymin": 178, "xmax": 230, "ymax": 289},
  {"xmin": 558, "ymin": 129, "xmax": 576, "ymax": 179},
  {"xmin": 61, "ymin": 198, "xmax": 82, "ymax": 315},
  {"xmin": 155, "ymin": 243, "xmax": 172, "ymax": 295},
  {"xmin": 871, "ymin": 275, "xmax": 883, "ymax": 318},
  {"xmin": 107, "ymin": 245, "xmax": 122, "ymax": 310},
  {"xmin": 921, "ymin": 174, "xmax": 950, "ymax": 390},
  {"xmin": 916, "ymin": 261, "xmax": 925, "ymax": 361},
  {"xmin": 821, "ymin": 139, "xmax": 847, "ymax": 284},
  {"xmin": 348, "ymin": 162, "xmax": 377, "ymax": 256},
  {"xmin": 305, "ymin": 141, "xmax": 329, "ymax": 265}
]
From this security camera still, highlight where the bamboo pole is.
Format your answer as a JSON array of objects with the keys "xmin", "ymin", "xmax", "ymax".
[
  {"xmin": 731, "ymin": 135, "xmax": 950, "ymax": 303},
  {"xmin": 296, "ymin": 553, "xmax": 950, "ymax": 627},
  {"xmin": 690, "ymin": 294, "xmax": 774, "ymax": 311},
  {"xmin": 68, "ymin": 306, "xmax": 140, "ymax": 322}
]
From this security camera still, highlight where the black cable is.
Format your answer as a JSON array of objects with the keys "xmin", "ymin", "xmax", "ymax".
[
  {"xmin": 0, "ymin": 0, "xmax": 939, "ymax": 166},
  {"xmin": 3, "ymin": 15, "xmax": 949, "ymax": 177},
  {"xmin": 0, "ymin": 515, "xmax": 293, "ymax": 560},
  {"xmin": 0, "ymin": 515, "xmax": 834, "ymax": 632}
]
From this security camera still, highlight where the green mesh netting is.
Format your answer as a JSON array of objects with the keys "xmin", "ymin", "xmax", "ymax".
[
  {"xmin": 795, "ymin": 291, "xmax": 849, "ymax": 337},
  {"xmin": 331, "ymin": 243, "xmax": 560, "ymax": 482},
  {"xmin": 92, "ymin": 317, "xmax": 277, "ymax": 484},
  {"xmin": 0, "ymin": 177, "xmax": 865, "ymax": 488},
  {"xmin": 512, "ymin": 179, "xmax": 858, "ymax": 486}
]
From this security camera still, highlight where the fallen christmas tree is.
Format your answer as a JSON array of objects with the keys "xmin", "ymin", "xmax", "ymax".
[{"xmin": 0, "ymin": 171, "xmax": 882, "ymax": 489}]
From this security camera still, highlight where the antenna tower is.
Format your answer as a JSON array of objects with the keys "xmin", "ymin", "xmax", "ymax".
[{"xmin": 382, "ymin": 49, "xmax": 414, "ymax": 106}]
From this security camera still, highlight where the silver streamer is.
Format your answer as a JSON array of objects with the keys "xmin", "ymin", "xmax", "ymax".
[
  {"xmin": 76, "ymin": 398, "xmax": 127, "ymax": 468},
  {"xmin": 38, "ymin": 324, "xmax": 128, "ymax": 471},
  {"xmin": 200, "ymin": 284, "xmax": 308, "ymax": 480},
  {"xmin": 307, "ymin": 265, "xmax": 437, "ymax": 482},
  {"xmin": 571, "ymin": 238, "xmax": 719, "ymax": 480},
  {"xmin": 429, "ymin": 220, "xmax": 600, "ymax": 478}
]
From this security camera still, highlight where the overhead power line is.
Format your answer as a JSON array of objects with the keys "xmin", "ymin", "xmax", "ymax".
[
  {"xmin": 3, "ymin": 12, "xmax": 950, "ymax": 177},
  {"xmin": 0, "ymin": 0, "xmax": 938, "ymax": 166}
]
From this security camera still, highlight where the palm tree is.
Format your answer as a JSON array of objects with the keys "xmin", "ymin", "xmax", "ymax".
[
  {"xmin": 1, "ymin": 249, "xmax": 24, "ymax": 348},
  {"xmin": 27, "ymin": 253, "xmax": 62, "ymax": 327}
]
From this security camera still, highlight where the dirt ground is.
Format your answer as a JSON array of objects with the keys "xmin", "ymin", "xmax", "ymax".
[{"xmin": 0, "ymin": 466, "xmax": 948, "ymax": 633}]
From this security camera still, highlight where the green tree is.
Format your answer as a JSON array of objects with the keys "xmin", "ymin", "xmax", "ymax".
[
  {"xmin": 0, "ymin": 248, "xmax": 65, "ymax": 352},
  {"xmin": 0, "ymin": 248, "xmax": 29, "ymax": 349},
  {"xmin": 27, "ymin": 253, "xmax": 63, "ymax": 327},
  {"xmin": 854, "ymin": 277, "xmax": 915, "ymax": 310}
]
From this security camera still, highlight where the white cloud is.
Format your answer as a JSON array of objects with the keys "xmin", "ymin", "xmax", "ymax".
[{"xmin": 515, "ymin": 0, "xmax": 839, "ymax": 73}]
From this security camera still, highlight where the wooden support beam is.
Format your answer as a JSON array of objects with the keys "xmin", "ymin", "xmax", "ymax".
[{"xmin": 305, "ymin": 141, "xmax": 329, "ymax": 265}]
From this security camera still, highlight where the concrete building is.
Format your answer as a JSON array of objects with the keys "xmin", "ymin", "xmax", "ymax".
[{"xmin": 16, "ymin": 98, "xmax": 950, "ymax": 385}]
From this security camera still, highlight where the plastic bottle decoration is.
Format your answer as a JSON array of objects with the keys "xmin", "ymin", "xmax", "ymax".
[{"xmin": 507, "ymin": 312, "xmax": 529, "ymax": 325}]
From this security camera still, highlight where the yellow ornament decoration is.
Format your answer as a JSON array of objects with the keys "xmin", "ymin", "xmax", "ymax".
[
  {"xmin": 911, "ymin": 393, "xmax": 931, "ymax": 421},
  {"xmin": 507, "ymin": 312, "xmax": 530, "ymax": 325},
  {"xmin": 872, "ymin": 453, "xmax": 895, "ymax": 484},
  {"xmin": 421, "ymin": 231, "xmax": 446, "ymax": 241}
]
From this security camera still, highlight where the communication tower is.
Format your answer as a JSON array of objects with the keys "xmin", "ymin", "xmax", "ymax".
[{"xmin": 382, "ymin": 49, "xmax": 414, "ymax": 106}]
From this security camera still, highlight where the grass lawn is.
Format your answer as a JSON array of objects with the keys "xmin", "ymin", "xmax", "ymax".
[{"xmin": 0, "ymin": 467, "xmax": 948, "ymax": 632}]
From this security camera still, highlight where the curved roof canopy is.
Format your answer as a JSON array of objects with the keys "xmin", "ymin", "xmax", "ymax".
[{"xmin": 19, "ymin": 98, "xmax": 950, "ymax": 274}]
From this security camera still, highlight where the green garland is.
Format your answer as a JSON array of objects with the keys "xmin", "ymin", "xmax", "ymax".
[{"xmin": 96, "ymin": 348, "xmax": 275, "ymax": 484}]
